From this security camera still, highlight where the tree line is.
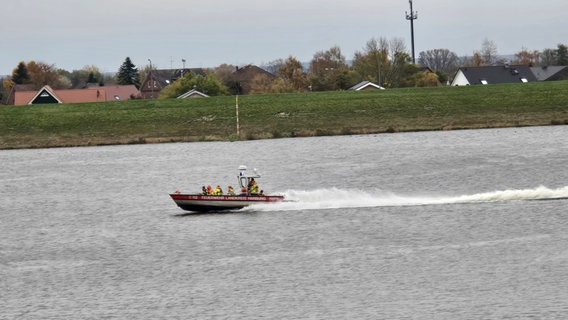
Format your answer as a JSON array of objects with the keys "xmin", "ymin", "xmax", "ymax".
[{"xmin": 2, "ymin": 38, "xmax": 567, "ymax": 102}]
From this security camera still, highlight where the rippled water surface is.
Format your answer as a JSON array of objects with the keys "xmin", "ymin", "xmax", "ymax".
[{"xmin": 2, "ymin": 126, "xmax": 568, "ymax": 319}]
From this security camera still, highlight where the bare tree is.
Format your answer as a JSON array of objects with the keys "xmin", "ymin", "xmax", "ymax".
[
  {"xmin": 352, "ymin": 37, "xmax": 413, "ymax": 87},
  {"xmin": 481, "ymin": 38, "xmax": 498, "ymax": 65},
  {"xmin": 262, "ymin": 59, "xmax": 284, "ymax": 76},
  {"xmin": 388, "ymin": 38, "xmax": 407, "ymax": 60},
  {"xmin": 540, "ymin": 48, "xmax": 557, "ymax": 66},
  {"xmin": 352, "ymin": 37, "xmax": 389, "ymax": 86},
  {"xmin": 418, "ymin": 48, "xmax": 460, "ymax": 75},
  {"xmin": 387, "ymin": 37, "xmax": 409, "ymax": 85}
]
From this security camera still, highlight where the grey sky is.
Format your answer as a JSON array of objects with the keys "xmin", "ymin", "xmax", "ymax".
[{"xmin": 1, "ymin": 0, "xmax": 566, "ymax": 75}]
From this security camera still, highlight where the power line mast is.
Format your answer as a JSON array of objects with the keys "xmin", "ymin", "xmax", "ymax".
[{"xmin": 405, "ymin": 0, "xmax": 418, "ymax": 64}]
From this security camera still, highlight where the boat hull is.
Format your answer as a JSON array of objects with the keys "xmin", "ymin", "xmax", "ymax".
[{"xmin": 170, "ymin": 194, "xmax": 285, "ymax": 212}]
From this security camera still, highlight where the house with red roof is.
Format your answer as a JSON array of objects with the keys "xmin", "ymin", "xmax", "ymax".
[{"xmin": 6, "ymin": 85, "xmax": 140, "ymax": 105}]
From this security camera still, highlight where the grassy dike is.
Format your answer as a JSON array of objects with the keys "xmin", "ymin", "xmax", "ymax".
[{"xmin": 1, "ymin": 80, "xmax": 568, "ymax": 149}]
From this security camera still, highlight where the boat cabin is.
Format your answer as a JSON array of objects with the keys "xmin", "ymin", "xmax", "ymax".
[{"xmin": 238, "ymin": 165, "xmax": 261, "ymax": 195}]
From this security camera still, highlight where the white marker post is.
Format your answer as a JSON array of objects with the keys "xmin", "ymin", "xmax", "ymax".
[{"xmin": 235, "ymin": 95, "xmax": 240, "ymax": 137}]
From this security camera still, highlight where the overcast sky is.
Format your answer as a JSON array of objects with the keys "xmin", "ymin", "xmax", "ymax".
[{"xmin": 1, "ymin": 0, "xmax": 566, "ymax": 75}]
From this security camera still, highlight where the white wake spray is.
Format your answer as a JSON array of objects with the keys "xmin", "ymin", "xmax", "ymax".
[
  {"xmin": 245, "ymin": 185, "xmax": 568, "ymax": 212},
  {"xmin": 446, "ymin": 185, "xmax": 568, "ymax": 203}
]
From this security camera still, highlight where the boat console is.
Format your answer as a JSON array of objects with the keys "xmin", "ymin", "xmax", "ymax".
[{"xmin": 238, "ymin": 165, "xmax": 261, "ymax": 194}]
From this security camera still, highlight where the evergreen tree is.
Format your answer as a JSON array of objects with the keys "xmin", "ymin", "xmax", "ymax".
[
  {"xmin": 12, "ymin": 61, "xmax": 30, "ymax": 84},
  {"xmin": 116, "ymin": 57, "xmax": 141, "ymax": 88},
  {"xmin": 87, "ymin": 72, "xmax": 97, "ymax": 84}
]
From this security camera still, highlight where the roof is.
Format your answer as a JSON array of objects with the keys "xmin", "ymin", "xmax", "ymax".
[
  {"xmin": 349, "ymin": 81, "xmax": 385, "ymax": 91},
  {"xmin": 530, "ymin": 66, "xmax": 568, "ymax": 81},
  {"xmin": 230, "ymin": 65, "xmax": 274, "ymax": 82},
  {"xmin": 99, "ymin": 85, "xmax": 140, "ymax": 101},
  {"xmin": 452, "ymin": 65, "xmax": 537, "ymax": 85},
  {"xmin": 6, "ymin": 84, "xmax": 36, "ymax": 105},
  {"xmin": 177, "ymin": 89, "xmax": 210, "ymax": 99},
  {"xmin": 9, "ymin": 85, "xmax": 140, "ymax": 105},
  {"xmin": 52, "ymin": 88, "xmax": 107, "ymax": 103},
  {"xmin": 29, "ymin": 85, "xmax": 63, "ymax": 104},
  {"xmin": 226, "ymin": 65, "xmax": 276, "ymax": 94}
]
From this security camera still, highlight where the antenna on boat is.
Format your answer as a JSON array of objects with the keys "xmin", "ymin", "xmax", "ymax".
[{"xmin": 238, "ymin": 165, "xmax": 247, "ymax": 176}]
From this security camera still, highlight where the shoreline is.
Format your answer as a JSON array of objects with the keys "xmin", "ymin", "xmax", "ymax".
[
  {"xmin": 2, "ymin": 81, "xmax": 568, "ymax": 150},
  {"xmin": 2, "ymin": 122, "xmax": 565, "ymax": 151}
]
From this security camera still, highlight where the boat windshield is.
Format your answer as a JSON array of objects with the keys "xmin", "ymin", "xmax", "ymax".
[{"xmin": 237, "ymin": 165, "xmax": 261, "ymax": 191}]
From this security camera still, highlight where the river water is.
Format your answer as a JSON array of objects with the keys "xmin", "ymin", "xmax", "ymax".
[{"xmin": 2, "ymin": 126, "xmax": 568, "ymax": 319}]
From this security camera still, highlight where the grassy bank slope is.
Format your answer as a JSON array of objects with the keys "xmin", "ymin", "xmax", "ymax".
[{"xmin": 1, "ymin": 81, "xmax": 568, "ymax": 149}]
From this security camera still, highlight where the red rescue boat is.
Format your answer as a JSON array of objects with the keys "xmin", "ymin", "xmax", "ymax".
[{"xmin": 170, "ymin": 165, "xmax": 285, "ymax": 212}]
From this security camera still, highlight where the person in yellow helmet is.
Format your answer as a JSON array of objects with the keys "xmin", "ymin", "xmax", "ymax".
[{"xmin": 248, "ymin": 178, "xmax": 259, "ymax": 195}]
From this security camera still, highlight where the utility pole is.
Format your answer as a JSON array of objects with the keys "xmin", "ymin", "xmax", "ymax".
[{"xmin": 405, "ymin": 0, "xmax": 418, "ymax": 64}]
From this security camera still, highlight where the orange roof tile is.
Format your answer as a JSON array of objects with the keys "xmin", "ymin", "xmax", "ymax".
[{"xmin": 10, "ymin": 85, "xmax": 140, "ymax": 105}]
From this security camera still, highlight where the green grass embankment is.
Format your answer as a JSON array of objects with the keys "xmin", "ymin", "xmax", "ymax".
[{"xmin": 1, "ymin": 81, "xmax": 568, "ymax": 149}]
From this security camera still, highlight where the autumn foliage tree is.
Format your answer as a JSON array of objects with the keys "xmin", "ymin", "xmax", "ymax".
[
  {"xmin": 308, "ymin": 46, "xmax": 351, "ymax": 91},
  {"xmin": 26, "ymin": 61, "xmax": 65, "ymax": 89},
  {"xmin": 278, "ymin": 56, "xmax": 308, "ymax": 92},
  {"xmin": 352, "ymin": 37, "xmax": 414, "ymax": 87},
  {"xmin": 7, "ymin": 61, "xmax": 68, "ymax": 90},
  {"xmin": 513, "ymin": 48, "xmax": 540, "ymax": 65}
]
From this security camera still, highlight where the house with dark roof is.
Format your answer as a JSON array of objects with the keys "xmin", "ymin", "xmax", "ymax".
[
  {"xmin": 225, "ymin": 65, "xmax": 276, "ymax": 95},
  {"xmin": 451, "ymin": 65, "xmax": 537, "ymax": 86},
  {"xmin": 530, "ymin": 66, "xmax": 568, "ymax": 81},
  {"xmin": 7, "ymin": 85, "xmax": 139, "ymax": 105},
  {"xmin": 140, "ymin": 68, "xmax": 206, "ymax": 99}
]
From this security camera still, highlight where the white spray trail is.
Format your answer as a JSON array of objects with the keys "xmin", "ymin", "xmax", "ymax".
[{"xmin": 245, "ymin": 185, "xmax": 568, "ymax": 212}]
